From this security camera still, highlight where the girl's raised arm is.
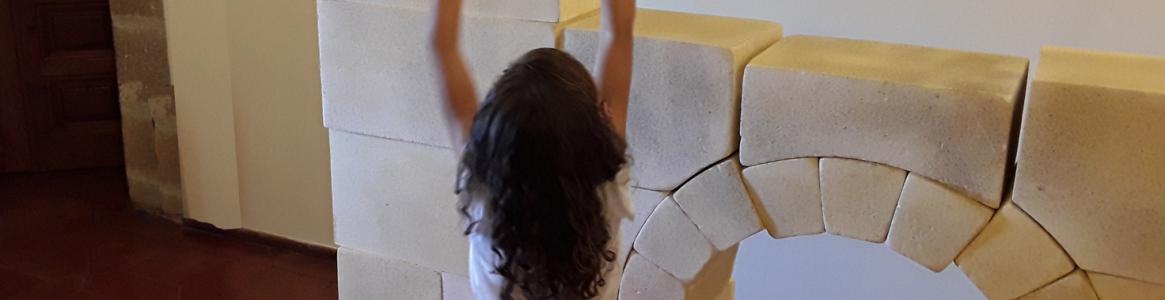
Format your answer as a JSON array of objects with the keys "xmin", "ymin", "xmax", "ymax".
[
  {"xmin": 595, "ymin": 0, "xmax": 636, "ymax": 138},
  {"xmin": 431, "ymin": 0, "xmax": 478, "ymax": 149}
]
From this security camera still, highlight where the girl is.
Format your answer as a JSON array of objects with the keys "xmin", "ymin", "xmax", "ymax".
[{"xmin": 431, "ymin": 0, "xmax": 636, "ymax": 299}]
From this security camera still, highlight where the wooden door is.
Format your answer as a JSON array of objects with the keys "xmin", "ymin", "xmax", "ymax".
[{"xmin": 1, "ymin": 0, "xmax": 122, "ymax": 172}]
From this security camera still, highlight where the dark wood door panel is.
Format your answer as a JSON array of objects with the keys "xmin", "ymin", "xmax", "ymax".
[
  {"xmin": 3, "ymin": 0, "xmax": 122, "ymax": 171},
  {"xmin": 1, "ymin": 0, "xmax": 33, "ymax": 171}
]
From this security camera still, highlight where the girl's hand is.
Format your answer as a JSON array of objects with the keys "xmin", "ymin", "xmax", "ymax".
[
  {"xmin": 596, "ymin": 0, "xmax": 636, "ymax": 138},
  {"xmin": 431, "ymin": 0, "xmax": 478, "ymax": 150}
]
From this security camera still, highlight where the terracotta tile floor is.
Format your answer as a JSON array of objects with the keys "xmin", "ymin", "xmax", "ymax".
[{"xmin": 0, "ymin": 169, "xmax": 338, "ymax": 300}]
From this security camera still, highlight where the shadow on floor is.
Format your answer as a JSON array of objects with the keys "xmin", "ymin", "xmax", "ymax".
[{"xmin": 0, "ymin": 169, "xmax": 338, "ymax": 300}]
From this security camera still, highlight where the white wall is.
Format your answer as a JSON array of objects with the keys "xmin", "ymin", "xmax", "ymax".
[
  {"xmin": 637, "ymin": 1, "xmax": 1165, "ymax": 298},
  {"xmin": 735, "ymin": 234, "xmax": 985, "ymax": 299},
  {"xmin": 227, "ymin": 0, "xmax": 334, "ymax": 247},
  {"xmin": 165, "ymin": 0, "xmax": 334, "ymax": 246},
  {"xmin": 165, "ymin": 0, "xmax": 243, "ymax": 228},
  {"xmin": 639, "ymin": 0, "xmax": 1165, "ymax": 62}
]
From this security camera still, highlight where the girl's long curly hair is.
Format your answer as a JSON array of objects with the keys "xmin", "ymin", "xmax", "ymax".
[{"xmin": 456, "ymin": 48, "xmax": 628, "ymax": 299}]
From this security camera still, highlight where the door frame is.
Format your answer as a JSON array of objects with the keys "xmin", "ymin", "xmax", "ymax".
[{"xmin": 0, "ymin": 0, "xmax": 32, "ymax": 172}]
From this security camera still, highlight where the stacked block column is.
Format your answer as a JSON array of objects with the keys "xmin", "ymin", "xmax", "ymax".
[
  {"xmin": 564, "ymin": 10, "xmax": 782, "ymax": 299},
  {"xmin": 319, "ymin": 0, "xmax": 597, "ymax": 298},
  {"xmin": 1009, "ymin": 47, "xmax": 1165, "ymax": 297}
]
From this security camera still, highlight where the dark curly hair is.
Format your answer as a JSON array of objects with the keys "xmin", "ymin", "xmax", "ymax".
[{"xmin": 456, "ymin": 48, "xmax": 628, "ymax": 299}]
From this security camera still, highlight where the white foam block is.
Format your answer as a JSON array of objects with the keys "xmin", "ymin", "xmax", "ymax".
[
  {"xmin": 441, "ymin": 273, "xmax": 474, "ymax": 300},
  {"xmin": 819, "ymin": 158, "xmax": 906, "ymax": 243},
  {"xmin": 564, "ymin": 9, "xmax": 781, "ymax": 191},
  {"xmin": 955, "ymin": 202, "xmax": 1075, "ymax": 299},
  {"xmin": 1088, "ymin": 272, "xmax": 1165, "ymax": 300},
  {"xmin": 741, "ymin": 36, "xmax": 1028, "ymax": 208},
  {"xmin": 1013, "ymin": 47, "xmax": 1165, "ymax": 285},
  {"xmin": 1018, "ymin": 270, "xmax": 1099, "ymax": 300},
  {"xmin": 633, "ymin": 197, "xmax": 715, "ymax": 282},
  {"xmin": 741, "ymin": 158, "xmax": 824, "ymax": 239},
  {"xmin": 673, "ymin": 159, "xmax": 762, "ymax": 250},
  {"xmin": 329, "ymin": 130, "xmax": 468, "ymax": 275},
  {"xmin": 338, "ymin": 247, "xmax": 442, "ymax": 300},
  {"xmin": 319, "ymin": 1, "xmax": 565, "ymax": 147},
  {"xmin": 887, "ymin": 174, "xmax": 993, "ymax": 272}
]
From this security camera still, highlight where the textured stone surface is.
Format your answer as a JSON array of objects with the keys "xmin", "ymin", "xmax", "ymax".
[
  {"xmin": 564, "ymin": 9, "xmax": 782, "ymax": 190},
  {"xmin": 741, "ymin": 158, "xmax": 824, "ymax": 239},
  {"xmin": 819, "ymin": 158, "xmax": 906, "ymax": 243},
  {"xmin": 340, "ymin": 0, "xmax": 597, "ymax": 22},
  {"xmin": 673, "ymin": 159, "xmax": 762, "ymax": 250},
  {"xmin": 319, "ymin": 1, "xmax": 565, "ymax": 147},
  {"xmin": 633, "ymin": 198, "xmax": 715, "ymax": 282},
  {"xmin": 621, "ymin": 252, "xmax": 685, "ymax": 300},
  {"xmin": 110, "ymin": 0, "xmax": 182, "ymax": 215},
  {"xmin": 620, "ymin": 188, "xmax": 668, "ymax": 262},
  {"xmin": 1088, "ymin": 272, "xmax": 1165, "ymax": 300},
  {"xmin": 338, "ymin": 247, "xmax": 442, "ymax": 300},
  {"xmin": 441, "ymin": 273, "xmax": 473, "ymax": 300},
  {"xmin": 956, "ymin": 202, "xmax": 1075, "ymax": 299},
  {"xmin": 740, "ymin": 35, "xmax": 1027, "ymax": 207},
  {"xmin": 1013, "ymin": 47, "xmax": 1165, "ymax": 285},
  {"xmin": 1019, "ymin": 270, "xmax": 1099, "ymax": 300},
  {"xmin": 888, "ymin": 174, "xmax": 993, "ymax": 272},
  {"xmin": 329, "ymin": 130, "xmax": 467, "ymax": 275}
]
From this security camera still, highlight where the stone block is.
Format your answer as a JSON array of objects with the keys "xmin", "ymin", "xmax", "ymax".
[
  {"xmin": 1018, "ymin": 270, "xmax": 1099, "ymax": 300},
  {"xmin": 564, "ymin": 9, "xmax": 782, "ymax": 190},
  {"xmin": 819, "ymin": 158, "xmax": 906, "ymax": 243},
  {"xmin": 621, "ymin": 252, "xmax": 685, "ymax": 300},
  {"xmin": 955, "ymin": 202, "xmax": 1075, "ymax": 299},
  {"xmin": 1012, "ymin": 47, "xmax": 1165, "ymax": 285},
  {"xmin": 329, "ymin": 130, "xmax": 468, "ymax": 275},
  {"xmin": 159, "ymin": 185, "xmax": 182, "ymax": 216},
  {"xmin": 887, "ymin": 174, "xmax": 992, "ymax": 272},
  {"xmin": 341, "ymin": 0, "xmax": 597, "ymax": 23},
  {"xmin": 121, "ymin": 115, "xmax": 159, "ymax": 172},
  {"xmin": 111, "ymin": 16, "xmax": 172, "ymax": 94},
  {"xmin": 441, "ymin": 273, "xmax": 473, "ymax": 300},
  {"xmin": 1089, "ymin": 272, "xmax": 1165, "ymax": 300},
  {"xmin": 741, "ymin": 158, "xmax": 824, "ymax": 239},
  {"xmin": 126, "ymin": 176, "xmax": 163, "ymax": 212},
  {"xmin": 620, "ymin": 188, "xmax": 668, "ymax": 262},
  {"xmin": 633, "ymin": 197, "xmax": 715, "ymax": 282},
  {"xmin": 740, "ymin": 35, "xmax": 1028, "ymax": 207},
  {"xmin": 338, "ymin": 247, "xmax": 442, "ymax": 300},
  {"xmin": 319, "ymin": 1, "xmax": 567, "ymax": 147},
  {"xmin": 110, "ymin": 0, "xmax": 165, "ymax": 17},
  {"xmin": 673, "ymin": 159, "xmax": 762, "ymax": 250}
]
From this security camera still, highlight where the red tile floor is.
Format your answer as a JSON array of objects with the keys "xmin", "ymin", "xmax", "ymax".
[{"xmin": 0, "ymin": 169, "xmax": 338, "ymax": 299}]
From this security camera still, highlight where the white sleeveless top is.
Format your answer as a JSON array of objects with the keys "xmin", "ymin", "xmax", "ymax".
[{"xmin": 467, "ymin": 167, "xmax": 634, "ymax": 300}]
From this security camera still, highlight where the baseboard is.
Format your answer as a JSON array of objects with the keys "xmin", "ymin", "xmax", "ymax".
[{"xmin": 182, "ymin": 218, "xmax": 337, "ymax": 259}]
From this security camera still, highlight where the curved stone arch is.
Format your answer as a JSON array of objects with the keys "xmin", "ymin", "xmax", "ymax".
[{"xmin": 617, "ymin": 156, "xmax": 1084, "ymax": 300}]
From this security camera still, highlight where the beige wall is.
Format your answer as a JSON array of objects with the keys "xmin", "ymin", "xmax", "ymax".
[
  {"xmin": 164, "ymin": 0, "xmax": 334, "ymax": 246},
  {"xmin": 639, "ymin": 0, "xmax": 1165, "ymax": 68},
  {"xmin": 164, "ymin": 0, "xmax": 242, "ymax": 228}
]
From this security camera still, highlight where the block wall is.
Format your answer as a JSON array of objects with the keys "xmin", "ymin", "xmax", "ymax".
[
  {"xmin": 110, "ymin": 0, "xmax": 183, "ymax": 215},
  {"xmin": 320, "ymin": 2, "xmax": 1165, "ymax": 299}
]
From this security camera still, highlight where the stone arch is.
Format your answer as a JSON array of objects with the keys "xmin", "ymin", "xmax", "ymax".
[
  {"xmin": 617, "ymin": 156, "xmax": 1082, "ymax": 300},
  {"xmin": 612, "ymin": 33, "xmax": 1097, "ymax": 300}
]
